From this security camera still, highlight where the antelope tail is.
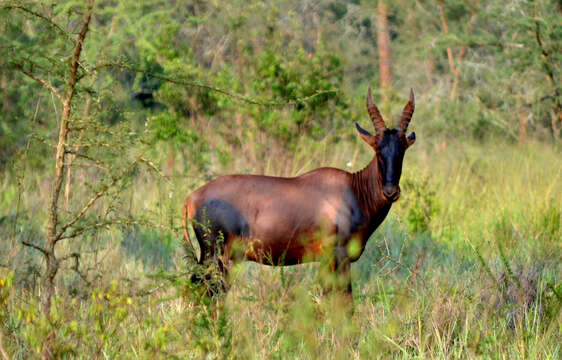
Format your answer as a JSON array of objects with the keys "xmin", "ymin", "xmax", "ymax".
[{"xmin": 182, "ymin": 199, "xmax": 201, "ymax": 263}]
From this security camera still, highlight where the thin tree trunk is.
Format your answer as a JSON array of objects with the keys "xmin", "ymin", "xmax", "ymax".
[
  {"xmin": 534, "ymin": 17, "xmax": 561, "ymax": 137},
  {"xmin": 41, "ymin": 4, "xmax": 92, "ymax": 359},
  {"xmin": 377, "ymin": 1, "xmax": 392, "ymax": 94},
  {"xmin": 439, "ymin": 4, "xmax": 475, "ymax": 100},
  {"xmin": 438, "ymin": 4, "xmax": 458, "ymax": 100}
]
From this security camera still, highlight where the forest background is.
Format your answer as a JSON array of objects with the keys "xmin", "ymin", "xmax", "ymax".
[{"xmin": 0, "ymin": 0, "xmax": 560, "ymax": 359}]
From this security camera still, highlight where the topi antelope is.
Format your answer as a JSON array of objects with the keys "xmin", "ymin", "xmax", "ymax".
[{"xmin": 182, "ymin": 87, "xmax": 416, "ymax": 298}]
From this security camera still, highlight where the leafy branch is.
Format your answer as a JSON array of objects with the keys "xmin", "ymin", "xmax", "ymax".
[
  {"xmin": 58, "ymin": 217, "xmax": 181, "ymax": 241},
  {"xmin": 15, "ymin": 65, "xmax": 61, "ymax": 101},
  {"xmin": 2, "ymin": 4, "xmax": 74, "ymax": 44},
  {"xmin": 95, "ymin": 61, "xmax": 339, "ymax": 107},
  {"xmin": 55, "ymin": 155, "xmax": 142, "ymax": 242}
]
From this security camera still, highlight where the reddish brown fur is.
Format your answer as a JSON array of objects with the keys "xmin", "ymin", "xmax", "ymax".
[
  {"xmin": 182, "ymin": 88, "xmax": 416, "ymax": 298},
  {"xmin": 184, "ymin": 162, "xmax": 389, "ymax": 264}
]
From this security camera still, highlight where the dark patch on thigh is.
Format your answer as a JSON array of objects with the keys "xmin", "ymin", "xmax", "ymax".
[{"xmin": 194, "ymin": 198, "xmax": 250, "ymax": 245}]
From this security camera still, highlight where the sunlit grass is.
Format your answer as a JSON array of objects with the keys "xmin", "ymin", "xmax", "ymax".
[{"xmin": 0, "ymin": 138, "xmax": 560, "ymax": 358}]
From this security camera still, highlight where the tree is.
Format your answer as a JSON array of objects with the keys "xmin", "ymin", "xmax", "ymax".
[
  {"xmin": 377, "ymin": 1, "xmax": 392, "ymax": 95},
  {"xmin": 2, "ymin": 2, "xmax": 167, "ymax": 357}
]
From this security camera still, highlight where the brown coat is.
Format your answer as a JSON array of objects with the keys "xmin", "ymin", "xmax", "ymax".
[{"xmin": 183, "ymin": 159, "xmax": 390, "ymax": 266}]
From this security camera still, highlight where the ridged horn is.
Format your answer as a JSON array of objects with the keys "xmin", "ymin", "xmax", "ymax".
[
  {"xmin": 366, "ymin": 87, "xmax": 387, "ymax": 134},
  {"xmin": 398, "ymin": 88, "xmax": 415, "ymax": 132}
]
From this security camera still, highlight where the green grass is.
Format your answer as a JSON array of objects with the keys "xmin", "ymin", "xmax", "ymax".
[{"xmin": 0, "ymin": 138, "xmax": 560, "ymax": 359}]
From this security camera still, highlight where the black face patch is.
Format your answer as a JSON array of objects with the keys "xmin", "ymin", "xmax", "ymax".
[{"xmin": 377, "ymin": 129, "xmax": 406, "ymax": 187}]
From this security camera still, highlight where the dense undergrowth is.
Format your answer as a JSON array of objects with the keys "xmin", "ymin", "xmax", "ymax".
[{"xmin": 1, "ymin": 139, "xmax": 560, "ymax": 359}]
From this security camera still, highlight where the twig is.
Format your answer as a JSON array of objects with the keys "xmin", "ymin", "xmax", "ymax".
[
  {"xmin": 60, "ymin": 253, "xmax": 92, "ymax": 287},
  {"xmin": 139, "ymin": 157, "xmax": 171, "ymax": 184},
  {"xmin": 58, "ymin": 218, "xmax": 181, "ymax": 241},
  {"xmin": 55, "ymin": 156, "xmax": 142, "ymax": 241},
  {"xmin": 57, "ymin": 186, "xmax": 106, "ymax": 241},
  {"xmin": 59, "ymin": 252, "xmax": 80, "ymax": 262},
  {"xmin": 71, "ymin": 141, "xmax": 113, "ymax": 148},
  {"xmin": 65, "ymin": 149, "xmax": 108, "ymax": 171},
  {"xmin": 16, "ymin": 67, "xmax": 61, "ymax": 101},
  {"xmin": 21, "ymin": 240, "xmax": 49, "ymax": 257},
  {"xmin": 97, "ymin": 61, "xmax": 338, "ymax": 107},
  {"xmin": 408, "ymin": 251, "xmax": 425, "ymax": 285},
  {"xmin": 375, "ymin": 236, "xmax": 427, "ymax": 288},
  {"xmin": 0, "ymin": 331, "xmax": 11, "ymax": 360},
  {"xmin": 64, "ymin": 160, "xmax": 108, "ymax": 172},
  {"xmin": 2, "ymin": 5, "xmax": 73, "ymax": 44},
  {"xmin": 48, "ymin": 73, "xmax": 59, "ymax": 119},
  {"xmin": 28, "ymin": 134, "xmax": 57, "ymax": 148}
]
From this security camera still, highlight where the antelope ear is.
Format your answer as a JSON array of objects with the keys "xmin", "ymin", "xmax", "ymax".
[
  {"xmin": 406, "ymin": 132, "xmax": 416, "ymax": 147},
  {"xmin": 356, "ymin": 122, "xmax": 376, "ymax": 146}
]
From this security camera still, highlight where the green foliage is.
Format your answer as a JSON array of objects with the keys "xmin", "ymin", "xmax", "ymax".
[
  {"xmin": 0, "ymin": 0, "xmax": 560, "ymax": 358},
  {"xmin": 400, "ymin": 176, "xmax": 440, "ymax": 235},
  {"xmin": 1, "ymin": 0, "xmax": 560, "ymax": 172},
  {"xmin": 250, "ymin": 48, "xmax": 344, "ymax": 144},
  {"xmin": 149, "ymin": 110, "xmax": 197, "ymax": 143}
]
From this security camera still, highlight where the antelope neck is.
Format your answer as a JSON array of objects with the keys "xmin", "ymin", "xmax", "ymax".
[{"xmin": 350, "ymin": 156, "xmax": 388, "ymax": 215}]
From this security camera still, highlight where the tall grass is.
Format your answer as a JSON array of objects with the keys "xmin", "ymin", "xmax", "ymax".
[{"xmin": 0, "ymin": 138, "xmax": 560, "ymax": 359}]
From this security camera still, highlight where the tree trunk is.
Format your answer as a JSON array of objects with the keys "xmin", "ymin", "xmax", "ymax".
[
  {"xmin": 534, "ymin": 18, "xmax": 561, "ymax": 138},
  {"xmin": 377, "ymin": 1, "xmax": 392, "ymax": 94},
  {"xmin": 438, "ymin": 4, "xmax": 475, "ymax": 101},
  {"xmin": 40, "ymin": 4, "xmax": 92, "ymax": 359},
  {"xmin": 438, "ymin": 4, "xmax": 458, "ymax": 100}
]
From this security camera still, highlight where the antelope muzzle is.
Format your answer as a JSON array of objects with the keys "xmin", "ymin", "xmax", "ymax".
[{"xmin": 383, "ymin": 184, "xmax": 401, "ymax": 201}]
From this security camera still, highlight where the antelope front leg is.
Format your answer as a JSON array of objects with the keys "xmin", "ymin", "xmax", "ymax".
[{"xmin": 333, "ymin": 246, "xmax": 352, "ymax": 298}]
